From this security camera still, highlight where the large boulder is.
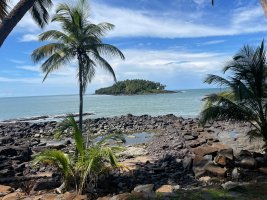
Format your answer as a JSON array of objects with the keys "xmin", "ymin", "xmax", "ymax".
[
  {"xmin": 31, "ymin": 178, "xmax": 61, "ymax": 192},
  {"xmin": 240, "ymin": 157, "xmax": 256, "ymax": 169},
  {"xmin": 192, "ymin": 156, "xmax": 210, "ymax": 178},
  {"xmin": 258, "ymin": 167, "xmax": 267, "ymax": 174},
  {"xmin": 0, "ymin": 185, "xmax": 13, "ymax": 197},
  {"xmin": 156, "ymin": 185, "xmax": 174, "ymax": 193},
  {"xmin": 205, "ymin": 163, "xmax": 227, "ymax": 177},
  {"xmin": 221, "ymin": 181, "xmax": 240, "ymax": 190},
  {"xmin": 214, "ymin": 148, "xmax": 234, "ymax": 166},
  {"xmin": 133, "ymin": 184, "xmax": 154, "ymax": 198},
  {"xmin": 192, "ymin": 143, "xmax": 229, "ymax": 157},
  {"xmin": 2, "ymin": 192, "xmax": 25, "ymax": 200}
]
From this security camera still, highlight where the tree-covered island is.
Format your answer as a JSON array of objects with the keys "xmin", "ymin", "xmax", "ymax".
[{"xmin": 95, "ymin": 79, "xmax": 177, "ymax": 95}]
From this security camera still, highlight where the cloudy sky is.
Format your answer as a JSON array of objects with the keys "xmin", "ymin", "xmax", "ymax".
[{"xmin": 0, "ymin": 0, "xmax": 266, "ymax": 97}]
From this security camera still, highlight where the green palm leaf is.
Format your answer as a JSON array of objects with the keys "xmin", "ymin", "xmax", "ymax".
[
  {"xmin": 33, "ymin": 149, "xmax": 73, "ymax": 182},
  {"xmin": 32, "ymin": 0, "xmax": 124, "ymax": 133},
  {"xmin": 200, "ymin": 40, "xmax": 267, "ymax": 143}
]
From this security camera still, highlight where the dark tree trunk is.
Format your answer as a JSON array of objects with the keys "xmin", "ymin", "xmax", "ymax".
[
  {"xmin": 261, "ymin": 0, "xmax": 267, "ymax": 17},
  {"xmin": 78, "ymin": 60, "xmax": 83, "ymax": 133},
  {"xmin": 0, "ymin": 0, "xmax": 37, "ymax": 47}
]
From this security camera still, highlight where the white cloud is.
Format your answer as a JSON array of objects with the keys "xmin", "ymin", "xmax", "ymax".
[
  {"xmin": 13, "ymin": 1, "xmax": 267, "ymax": 41},
  {"xmin": 9, "ymin": 59, "xmax": 25, "ymax": 64},
  {"xmin": 193, "ymin": 0, "xmax": 206, "ymax": 5},
  {"xmin": 197, "ymin": 40, "xmax": 226, "ymax": 46},
  {"xmin": 112, "ymin": 49, "xmax": 228, "ymax": 75},
  {"xmin": 17, "ymin": 65, "xmax": 40, "ymax": 72},
  {"xmin": 1, "ymin": 48, "xmax": 230, "ymax": 93},
  {"xmin": 20, "ymin": 34, "xmax": 38, "ymax": 42}
]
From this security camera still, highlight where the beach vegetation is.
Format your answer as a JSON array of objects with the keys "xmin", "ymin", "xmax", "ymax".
[
  {"xmin": 31, "ymin": 0, "xmax": 124, "ymax": 133},
  {"xmin": 200, "ymin": 40, "xmax": 267, "ymax": 146},
  {"xmin": 33, "ymin": 115, "xmax": 125, "ymax": 194},
  {"xmin": 95, "ymin": 79, "xmax": 174, "ymax": 95}
]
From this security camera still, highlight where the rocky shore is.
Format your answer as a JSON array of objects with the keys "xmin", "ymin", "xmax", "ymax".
[{"xmin": 0, "ymin": 114, "xmax": 267, "ymax": 199}]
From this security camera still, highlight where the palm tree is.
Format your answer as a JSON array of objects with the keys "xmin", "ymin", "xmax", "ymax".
[
  {"xmin": 33, "ymin": 115, "xmax": 125, "ymax": 194},
  {"xmin": 31, "ymin": 0, "xmax": 125, "ymax": 133},
  {"xmin": 0, "ymin": 0, "xmax": 53, "ymax": 47},
  {"xmin": 200, "ymin": 40, "xmax": 267, "ymax": 145}
]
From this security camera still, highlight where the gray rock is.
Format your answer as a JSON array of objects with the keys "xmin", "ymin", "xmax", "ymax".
[
  {"xmin": 231, "ymin": 168, "xmax": 240, "ymax": 179},
  {"xmin": 0, "ymin": 137, "xmax": 14, "ymax": 145},
  {"xmin": 221, "ymin": 181, "xmax": 239, "ymax": 190},
  {"xmin": 193, "ymin": 156, "xmax": 210, "ymax": 178},
  {"xmin": 133, "ymin": 184, "xmax": 155, "ymax": 198},
  {"xmin": 31, "ymin": 178, "xmax": 61, "ymax": 192},
  {"xmin": 240, "ymin": 157, "xmax": 256, "ymax": 169}
]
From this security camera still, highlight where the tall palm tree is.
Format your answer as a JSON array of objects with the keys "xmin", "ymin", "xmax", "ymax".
[
  {"xmin": 0, "ymin": 0, "xmax": 52, "ymax": 47},
  {"xmin": 200, "ymin": 40, "xmax": 267, "ymax": 145},
  {"xmin": 32, "ymin": 0, "xmax": 125, "ymax": 133}
]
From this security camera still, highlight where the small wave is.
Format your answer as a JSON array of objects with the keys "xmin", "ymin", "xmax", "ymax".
[{"xmin": 1, "ymin": 112, "xmax": 94, "ymax": 123}]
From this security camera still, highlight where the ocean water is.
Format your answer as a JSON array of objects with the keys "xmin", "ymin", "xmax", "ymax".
[{"xmin": 0, "ymin": 88, "xmax": 223, "ymax": 121}]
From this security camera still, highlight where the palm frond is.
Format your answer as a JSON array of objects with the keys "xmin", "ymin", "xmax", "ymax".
[
  {"xmin": 41, "ymin": 49, "xmax": 73, "ymax": 81},
  {"xmin": 91, "ymin": 53, "xmax": 117, "ymax": 82},
  {"xmin": 31, "ymin": 43, "xmax": 64, "ymax": 63},
  {"xmin": 247, "ymin": 129, "xmax": 262, "ymax": 142},
  {"xmin": 59, "ymin": 115, "xmax": 84, "ymax": 157},
  {"xmin": 38, "ymin": 30, "xmax": 72, "ymax": 43},
  {"xmin": 94, "ymin": 44, "xmax": 125, "ymax": 60},
  {"xmin": 200, "ymin": 93, "xmax": 256, "ymax": 125},
  {"xmin": 30, "ymin": 0, "xmax": 53, "ymax": 28},
  {"xmin": 33, "ymin": 149, "xmax": 73, "ymax": 181},
  {"xmin": 0, "ymin": 0, "xmax": 9, "ymax": 20},
  {"xmin": 204, "ymin": 74, "xmax": 232, "ymax": 87},
  {"xmin": 85, "ymin": 23, "xmax": 114, "ymax": 38},
  {"xmin": 201, "ymin": 40, "xmax": 267, "ymax": 145}
]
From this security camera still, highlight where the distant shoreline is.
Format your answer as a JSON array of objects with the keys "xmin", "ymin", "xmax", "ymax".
[
  {"xmin": 94, "ymin": 90, "xmax": 179, "ymax": 96},
  {"xmin": 0, "ymin": 87, "xmax": 223, "ymax": 98}
]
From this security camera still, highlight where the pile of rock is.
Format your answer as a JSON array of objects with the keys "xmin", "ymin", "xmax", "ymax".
[
  {"xmin": 0, "ymin": 184, "xmax": 87, "ymax": 200},
  {"xmin": 0, "ymin": 114, "xmax": 266, "ymax": 198},
  {"xmin": 98, "ymin": 154, "xmax": 196, "ymax": 195},
  {"xmin": 192, "ymin": 147, "xmax": 267, "ymax": 180},
  {"xmin": 0, "ymin": 121, "xmax": 57, "ymax": 139},
  {"xmin": 0, "ymin": 145, "xmax": 31, "ymax": 180},
  {"xmin": 97, "ymin": 184, "xmax": 179, "ymax": 200}
]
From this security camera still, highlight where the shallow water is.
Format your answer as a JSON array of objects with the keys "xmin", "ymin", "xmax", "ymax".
[{"xmin": 95, "ymin": 132, "xmax": 154, "ymax": 146}]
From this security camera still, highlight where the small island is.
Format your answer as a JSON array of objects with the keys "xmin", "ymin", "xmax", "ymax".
[{"xmin": 95, "ymin": 79, "xmax": 176, "ymax": 95}]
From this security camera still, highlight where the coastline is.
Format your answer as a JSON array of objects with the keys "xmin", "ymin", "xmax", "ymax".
[
  {"xmin": 0, "ymin": 114, "xmax": 263, "ymax": 153},
  {"xmin": 0, "ymin": 114, "xmax": 266, "ymax": 198},
  {"xmin": 94, "ymin": 90, "xmax": 178, "ymax": 96}
]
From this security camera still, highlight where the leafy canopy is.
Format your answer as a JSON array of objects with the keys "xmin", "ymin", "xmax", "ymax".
[
  {"xmin": 31, "ymin": 0, "xmax": 124, "ymax": 94},
  {"xmin": 200, "ymin": 40, "xmax": 267, "ymax": 143},
  {"xmin": 95, "ymin": 79, "xmax": 167, "ymax": 95}
]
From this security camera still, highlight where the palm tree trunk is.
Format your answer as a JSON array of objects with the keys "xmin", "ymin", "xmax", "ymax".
[
  {"xmin": 0, "ymin": 0, "xmax": 37, "ymax": 47},
  {"xmin": 78, "ymin": 60, "xmax": 83, "ymax": 133},
  {"xmin": 261, "ymin": 0, "xmax": 267, "ymax": 17}
]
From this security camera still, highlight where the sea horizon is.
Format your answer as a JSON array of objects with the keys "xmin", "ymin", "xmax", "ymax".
[
  {"xmin": 0, "ymin": 88, "xmax": 225, "ymax": 122},
  {"xmin": 0, "ymin": 87, "xmax": 222, "ymax": 99}
]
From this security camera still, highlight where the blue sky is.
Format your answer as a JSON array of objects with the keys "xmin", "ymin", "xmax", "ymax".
[{"xmin": 0, "ymin": 0, "xmax": 267, "ymax": 97}]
